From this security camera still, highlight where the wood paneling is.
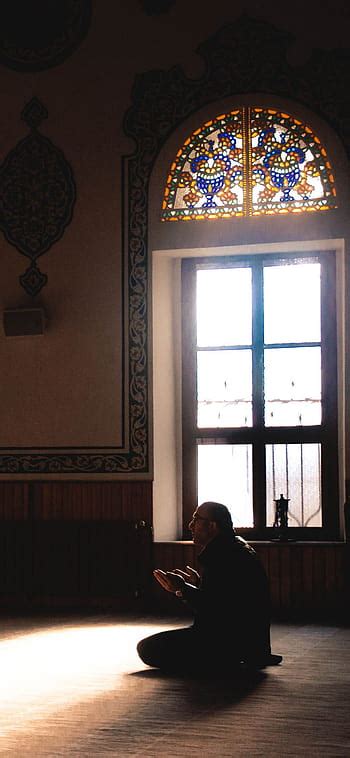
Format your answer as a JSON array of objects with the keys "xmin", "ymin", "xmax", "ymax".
[
  {"xmin": 0, "ymin": 520, "xmax": 153, "ymax": 609},
  {"xmin": 0, "ymin": 480, "xmax": 153, "ymax": 609},
  {"xmin": 153, "ymin": 540, "xmax": 349, "ymax": 621},
  {"xmin": 0, "ymin": 482, "xmax": 29, "ymax": 519},
  {"xmin": 0, "ymin": 482, "xmax": 347, "ymax": 618},
  {"xmin": 32, "ymin": 481, "xmax": 152, "ymax": 521}
]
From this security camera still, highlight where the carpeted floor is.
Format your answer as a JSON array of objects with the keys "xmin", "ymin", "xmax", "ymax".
[{"xmin": 0, "ymin": 615, "xmax": 349, "ymax": 756}]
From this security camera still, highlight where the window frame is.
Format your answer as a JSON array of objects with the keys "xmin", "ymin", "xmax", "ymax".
[{"xmin": 181, "ymin": 250, "xmax": 339, "ymax": 540}]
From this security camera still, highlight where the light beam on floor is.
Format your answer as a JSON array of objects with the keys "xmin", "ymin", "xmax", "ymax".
[{"xmin": 0, "ymin": 620, "xmax": 158, "ymax": 739}]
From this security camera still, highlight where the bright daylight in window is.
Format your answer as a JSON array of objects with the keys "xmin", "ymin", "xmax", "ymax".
[{"xmin": 195, "ymin": 258, "xmax": 324, "ymax": 530}]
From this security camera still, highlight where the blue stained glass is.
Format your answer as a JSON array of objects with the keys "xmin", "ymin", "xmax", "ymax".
[{"xmin": 162, "ymin": 107, "xmax": 337, "ymax": 220}]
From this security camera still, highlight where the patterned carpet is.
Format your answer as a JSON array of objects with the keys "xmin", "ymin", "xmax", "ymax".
[{"xmin": 0, "ymin": 615, "xmax": 349, "ymax": 756}]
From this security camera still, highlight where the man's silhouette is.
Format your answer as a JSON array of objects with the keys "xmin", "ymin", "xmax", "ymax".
[{"xmin": 137, "ymin": 501, "xmax": 282, "ymax": 674}]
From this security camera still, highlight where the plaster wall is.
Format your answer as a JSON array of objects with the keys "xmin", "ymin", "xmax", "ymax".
[{"xmin": 0, "ymin": 0, "xmax": 348, "ymax": 471}]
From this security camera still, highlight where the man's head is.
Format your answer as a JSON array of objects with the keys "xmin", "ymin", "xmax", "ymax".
[{"xmin": 188, "ymin": 501, "xmax": 234, "ymax": 547}]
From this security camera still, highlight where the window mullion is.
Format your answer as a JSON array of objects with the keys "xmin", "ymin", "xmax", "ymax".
[
  {"xmin": 320, "ymin": 252, "xmax": 339, "ymax": 537},
  {"xmin": 252, "ymin": 260, "xmax": 264, "ymax": 428},
  {"xmin": 252, "ymin": 260, "xmax": 266, "ymax": 529},
  {"xmin": 243, "ymin": 106, "xmax": 252, "ymax": 216},
  {"xmin": 182, "ymin": 260, "xmax": 198, "ymax": 535}
]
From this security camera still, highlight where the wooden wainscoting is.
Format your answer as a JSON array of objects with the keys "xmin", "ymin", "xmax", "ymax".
[
  {"xmin": 152, "ymin": 540, "xmax": 349, "ymax": 621},
  {"xmin": 0, "ymin": 481, "xmax": 153, "ymax": 609},
  {"xmin": 0, "ymin": 481, "xmax": 348, "ymax": 619}
]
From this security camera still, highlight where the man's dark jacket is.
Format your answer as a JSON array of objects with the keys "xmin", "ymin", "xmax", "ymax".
[{"xmin": 181, "ymin": 531, "xmax": 271, "ymax": 660}]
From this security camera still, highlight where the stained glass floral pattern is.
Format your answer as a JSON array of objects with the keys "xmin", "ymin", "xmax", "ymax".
[
  {"xmin": 163, "ymin": 110, "xmax": 244, "ymax": 220},
  {"xmin": 162, "ymin": 108, "xmax": 337, "ymax": 220}
]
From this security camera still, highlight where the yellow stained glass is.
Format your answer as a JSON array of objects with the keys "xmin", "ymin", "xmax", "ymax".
[{"xmin": 162, "ymin": 107, "xmax": 337, "ymax": 221}]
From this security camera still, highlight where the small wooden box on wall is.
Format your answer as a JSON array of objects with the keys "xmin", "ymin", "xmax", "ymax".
[{"xmin": 3, "ymin": 308, "xmax": 47, "ymax": 337}]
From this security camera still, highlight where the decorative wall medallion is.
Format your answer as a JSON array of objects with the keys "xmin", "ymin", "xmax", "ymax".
[
  {"xmin": 0, "ymin": 15, "xmax": 349, "ymax": 474},
  {"xmin": 0, "ymin": 97, "xmax": 76, "ymax": 296},
  {"xmin": 140, "ymin": 0, "xmax": 176, "ymax": 14},
  {"xmin": 0, "ymin": 0, "xmax": 92, "ymax": 71}
]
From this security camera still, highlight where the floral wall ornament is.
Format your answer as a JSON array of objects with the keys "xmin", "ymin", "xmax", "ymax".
[
  {"xmin": 0, "ymin": 97, "xmax": 76, "ymax": 296},
  {"xmin": 139, "ymin": 0, "xmax": 176, "ymax": 15},
  {"xmin": 0, "ymin": 0, "xmax": 92, "ymax": 72}
]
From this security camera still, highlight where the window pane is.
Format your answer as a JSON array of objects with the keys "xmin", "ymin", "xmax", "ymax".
[
  {"xmin": 266, "ymin": 443, "xmax": 322, "ymax": 527},
  {"xmin": 264, "ymin": 346, "xmax": 321, "ymax": 426},
  {"xmin": 198, "ymin": 444, "xmax": 253, "ymax": 527},
  {"xmin": 197, "ymin": 268, "xmax": 252, "ymax": 347},
  {"xmin": 264, "ymin": 262, "xmax": 321, "ymax": 344},
  {"xmin": 197, "ymin": 350, "xmax": 252, "ymax": 427}
]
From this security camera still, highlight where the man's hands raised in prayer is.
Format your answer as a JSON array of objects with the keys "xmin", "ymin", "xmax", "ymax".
[
  {"xmin": 171, "ymin": 566, "xmax": 200, "ymax": 587},
  {"xmin": 153, "ymin": 565, "xmax": 200, "ymax": 596}
]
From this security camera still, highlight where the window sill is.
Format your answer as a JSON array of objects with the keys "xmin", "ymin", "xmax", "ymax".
[{"xmin": 154, "ymin": 539, "xmax": 346, "ymax": 546}]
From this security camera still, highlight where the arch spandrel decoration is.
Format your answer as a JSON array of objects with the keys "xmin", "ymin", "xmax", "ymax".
[
  {"xmin": 162, "ymin": 107, "xmax": 337, "ymax": 221},
  {"xmin": 1, "ymin": 15, "xmax": 349, "ymax": 475}
]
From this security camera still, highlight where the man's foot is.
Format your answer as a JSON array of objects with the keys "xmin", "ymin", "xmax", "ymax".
[
  {"xmin": 263, "ymin": 653, "xmax": 283, "ymax": 666},
  {"xmin": 242, "ymin": 653, "xmax": 283, "ymax": 669}
]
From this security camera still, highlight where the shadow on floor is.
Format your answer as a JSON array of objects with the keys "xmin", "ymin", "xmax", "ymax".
[{"xmin": 129, "ymin": 666, "xmax": 267, "ymax": 708}]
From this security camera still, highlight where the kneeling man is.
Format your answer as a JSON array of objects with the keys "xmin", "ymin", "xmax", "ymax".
[{"xmin": 137, "ymin": 502, "xmax": 282, "ymax": 674}]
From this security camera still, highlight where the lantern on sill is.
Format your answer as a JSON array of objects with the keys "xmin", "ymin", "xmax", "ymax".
[{"xmin": 273, "ymin": 493, "xmax": 290, "ymax": 541}]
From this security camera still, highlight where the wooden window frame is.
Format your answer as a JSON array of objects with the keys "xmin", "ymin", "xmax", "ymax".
[{"xmin": 181, "ymin": 251, "xmax": 339, "ymax": 540}]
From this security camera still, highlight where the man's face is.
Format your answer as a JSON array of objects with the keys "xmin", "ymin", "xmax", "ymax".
[{"xmin": 188, "ymin": 505, "xmax": 215, "ymax": 547}]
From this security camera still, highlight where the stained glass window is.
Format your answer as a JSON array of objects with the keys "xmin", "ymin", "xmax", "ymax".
[{"xmin": 162, "ymin": 108, "xmax": 337, "ymax": 220}]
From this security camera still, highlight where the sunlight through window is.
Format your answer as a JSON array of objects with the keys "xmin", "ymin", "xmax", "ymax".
[{"xmin": 182, "ymin": 251, "xmax": 338, "ymax": 535}]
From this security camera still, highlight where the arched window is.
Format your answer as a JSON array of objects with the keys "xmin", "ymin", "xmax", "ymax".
[
  {"xmin": 157, "ymin": 106, "xmax": 341, "ymax": 540},
  {"xmin": 162, "ymin": 107, "xmax": 337, "ymax": 221}
]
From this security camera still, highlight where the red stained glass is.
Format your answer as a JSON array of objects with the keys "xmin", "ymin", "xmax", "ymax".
[{"xmin": 162, "ymin": 108, "xmax": 337, "ymax": 220}]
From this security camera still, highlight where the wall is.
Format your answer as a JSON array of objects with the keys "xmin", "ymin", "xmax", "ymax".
[
  {"xmin": 0, "ymin": 1, "xmax": 349, "ymax": 610},
  {"xmin": 0, "ymin": 1, "xmax": 349, "ymax": 475}
]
